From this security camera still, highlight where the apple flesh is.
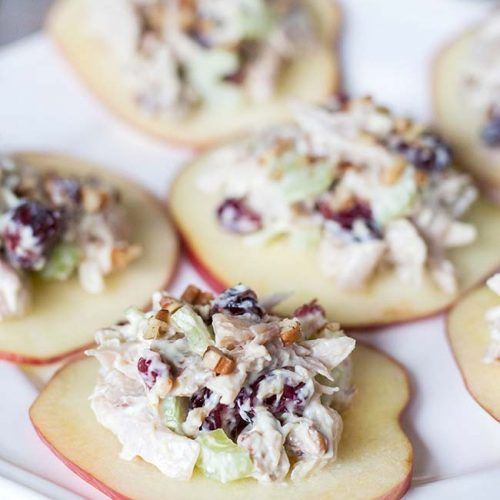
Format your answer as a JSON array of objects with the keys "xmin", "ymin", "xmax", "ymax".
[
  {"xmin": 434, "ymin": 28, "xmax": 500, "ymax": 197},
  {"xmin": 447, "ymin": 286, "xmax": 500, "ymax": 421},
  {"xmin": 46, "ymin": 0, "xmax": 341, "ymax": 149},
  {"xmin": 169, "ymin": 154, "xmax": 500, "ymax": 328},
  {"xmin": 0, "ymin": 153, "xmax": 178, "ymax": 364},
  {"xmin": 30, "ymin": 344, "xmax": 412, "ymax": 500}
]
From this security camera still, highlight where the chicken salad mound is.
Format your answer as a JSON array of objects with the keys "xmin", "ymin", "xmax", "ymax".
[
  {"xmin": 484, "ymin": 274, "xmax": 500, "ymax": 364},
  {"xmin": 0, "ymin": 156, "xmax": 141, "ymax": 321},
  {"xmin": 198, "ymin": 96, "xmax": 478, "ymax": 293},
  {"xmin": 88, "ymin": 284, "xmax": 355, "ymax": 483},
  {"xmin": 461, "ymin": 12, "xmax": 500, "ymax": 148},
  {"xmin": 88, "ymin": 0, "xmax": 318, "ymax": 118}
]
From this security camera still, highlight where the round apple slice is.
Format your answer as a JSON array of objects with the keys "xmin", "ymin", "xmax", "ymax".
[
  {"xmin": 46, "ymin": 0, "xmax": 341, "ymax": 149},
  {"xmin": 434, "ymin": 28, "xmax": 500, "ymax": 197},
  {"xmin": 0, "ymin": 153, "xmax": 178, "ymax": 365},
  {"xmin": 447, "ymin": 286, "xmax": 500, "ymax": 421},
  {"xmin": 169, "ymin": 154, "xmax": 500, "ymax": 328},
  {"xmin": 30, "ymin": 344, "xmax": 412, "ymax": 499}
]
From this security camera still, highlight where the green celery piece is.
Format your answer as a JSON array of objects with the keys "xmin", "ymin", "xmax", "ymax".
[
  {"xmin": 38, "ymin": 243, "xmax": 80, "ymax": 281},
  {"xmin": 277, "ymin": 154, "xmax": 334, "ymax": 203},
  {"xmin": 372, "ymin": 167, "xmax": 417, "ymax": 225},
  {"xmin": 196, "ymin": 429, "xmax": 253, "ymax": 483},
  {"xmin": 161, "ymin": 397, "xmax": 188, "ymax": 433},
  {"xmin": 171, "ymin": 305, "xmax": 213, "ymax": 355}
]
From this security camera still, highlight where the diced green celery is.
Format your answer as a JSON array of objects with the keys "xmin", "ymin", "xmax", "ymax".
[
  {"xmin": 196, "ymin": 429, "xmax": 253, "ymax": 483},
  {"xmin": 187, "ymin": 49, "xmax": 242, "ymax": 108},
  {"xmin": 38, "ymin": 243, "xmax": 80, "ymax": 281},
  {"xmin": 161, "ymin": 396, "xmax": 188, "ymax": 433},
  {"xmin": 276, "ymin": 154, "xmax": 334, "ymax": 203},
  {"xmin": 171, "ymin": 305, "xmax": 213, "ymax": 356},
  {"xmin": 372, "ymin": 167, "xmax": 417, "ymax": 225}
]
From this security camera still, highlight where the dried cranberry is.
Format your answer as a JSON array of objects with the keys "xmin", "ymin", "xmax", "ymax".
[
  {"xmin": 137, "ymin": 355, "xmax": 165, "ymax": 389},
  {"xmin": 387, "ymin": 133, "xmax": 452, "ymax": 172},
  {"xmin": 223, "ymin": 68, "xmax": 246, "ymax": 85},
  {"xmin": 481, "ymin": 116, "xmax": 500, "ymax": 147},
  {"xmin": 264, "ymin": 382, "xmax": 306, "ymax": 416},
  {"xmin": 202, "ymin": 403, "xmax": 227, "ymax": 431},
  {"xmin": 317, "ymin": 199, "xmax": 379, "ymax": 237},
  {"xmin": 235, "ymin": 385, "xmax": 257, "ymax": 423},
  {"xmin": 1, "ymin": 201, "xmax": 63, "ymax": 270},
  {"xmin": 211, "ymin": 284, "xmax": 264, "ymax": 319},
  {"xmin": 202, "ymin": 402, "xmax": 247, "ymax": 441},
  {"xmin": 293, "ymin": 299, "xmax": 326, "ymax": 318},
  {"xmin": 216, "ymin": 198, "xmax": 262, "ymax": 234},
  {"xmin": 189, "ymin": 387, "xmax": 213, "ymax": 410}
]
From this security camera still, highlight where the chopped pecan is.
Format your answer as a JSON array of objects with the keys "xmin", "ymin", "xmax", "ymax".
[
  {"xmin": 195, "ymin": 291, "xmax": 214, "ymax": 306},
  {"xmin": 81, "ymin": 186, "xmax": 108, "ymax": 213},
  {"xmin": 144, "ymin": 317, "xmax": 168, "ymax": 340},
  {"xmin": 155, "ymin": 309, "xmax": 170, "ymax": 323},
  {"xmin": 202, "ymin": 346, "xmax": 236, "ymax": 375},
  {"xmin": 280, "ymin": 318, "xmax": 301, "ymax": 346},
  {"xmin": 111, "ymin": 244, "xmax": 142, "ymax": 270},
  {"xmin": 381, "ymin": 157, "xmax": 405, "ymax": 185},
  {"xmin": 159, "ymin": 296, "xmax": 182, "ymax": 314},
  {"xmin": 181, "ymin": 284, "xmax": 201, "ymax": 304}
]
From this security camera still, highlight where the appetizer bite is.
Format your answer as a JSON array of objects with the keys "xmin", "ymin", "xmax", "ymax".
[
  {"xmin": 0, "ymin": 153, "xmax": 178, "ymax": 364},
  {"xmin": 448, "ymin": 274, "xmax": 500, "ymax": 420},
  {"xmin": 47, "ymin": 0, "xmax": 340, "ymax": 148},
  {"xmin": 170, "ymin": 96, "xmax": 500, "ymax": 327},
  {"xmin": 435, "ymin": 13, "xmax": 500, "ymax": 196},
  {"xmin": 30, "ymin": 284, "xmax": 412, "ymax": 499}
]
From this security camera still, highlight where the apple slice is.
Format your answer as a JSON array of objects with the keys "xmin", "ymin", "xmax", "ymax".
[
  {"xmin": 30, "ymin": 344, "xmax": 412, "ymax": 499},
  {"xmin": 46, "ymin": 0, "xmax": 341, "ymax": 149},
  {"xmin": 169, "ymin": 154, "xmax": 500, "ymax": 328},
  {"xmin": 447, "ymin": 286, "xmax": 500, "ymax": 421},
  {"xmin": 0, "ymin": 153, "xmax": 178, "ymax": 365},
  {"xmin": 434, "ymin": 28, "xmax": 500, "ymax": 198}
]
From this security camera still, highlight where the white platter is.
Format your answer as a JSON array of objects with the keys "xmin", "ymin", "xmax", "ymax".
[{"xmin": 0, "ymin": 0, "xmax": 499, "ymax": 498}]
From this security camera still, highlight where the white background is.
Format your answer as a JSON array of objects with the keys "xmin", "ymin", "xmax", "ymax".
[{"xmin": 0, "ymin": 0, "xmax": 499, "ymax": 498}]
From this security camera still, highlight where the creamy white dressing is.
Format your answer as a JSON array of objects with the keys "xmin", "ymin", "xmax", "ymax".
[
  {"xmin": 88, "ymin": 286, "xmax": 355, "ymax": 483},
  {"xmin": 198, "ymin": 98, "xmax": 478, "ymax": 293}
]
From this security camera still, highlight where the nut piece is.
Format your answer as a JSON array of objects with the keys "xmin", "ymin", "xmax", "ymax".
[
  {"xmin": 81, "ymin": 186, "xmax": 108, "ymax": 213},
  {"xmin": 144, "ymin": 317, "xmax": 168, "ymax": 340},
  {"xmin": 280, "ymin": 318, "xmax": 301, "ymax": 346},
  {"xmin": 415, "ymin": 170, "xmax": 428, "ymax": 187},
  {"xmin": 203, "ymin": 346, "xmax": 235, "ymax": 375},
  {"xmin": 159, "ymin": 297, "xmax": 182, "ymax": 314},
  {"xmin": 181, "ymin": 284, "xmax": 201, "ymax": 304},
  {"xmin": 381, "ymin": 158, "xmax": 405, "ymax": 185},
  {"xmin": 155, "ymin": 309, "xmax": 170, "ymax": 323},
  {"xmin": 157, "ymin": 377, "xmax": 174, "ymax": 399},
  {"xmin": 111, "ymin": 244, "xmax": 142, "ymax": 270},
  {"xmin": 195, "ymin": 291, "xmax": 214, "ymax": 306}
]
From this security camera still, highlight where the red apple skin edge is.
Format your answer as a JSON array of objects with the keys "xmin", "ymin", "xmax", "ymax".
[
  {"xmin": 0, "ymin": 189, "xmax": 181, "ymax": 366},
  {"xmin": 29, "ymin": 343, "xmax": 413, "ymax": 500},
  {"xmin": 183, "ymin": 239, "xmax": 500, "ymax": 331},
  {"xmin": 445, "ymin": 299, "xmax": 500, "ymax": 423}
]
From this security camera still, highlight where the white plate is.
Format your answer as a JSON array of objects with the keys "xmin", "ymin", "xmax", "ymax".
[{"xmin": 0, "ymin": 0, "xmax": 499, "ymax": 498}]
